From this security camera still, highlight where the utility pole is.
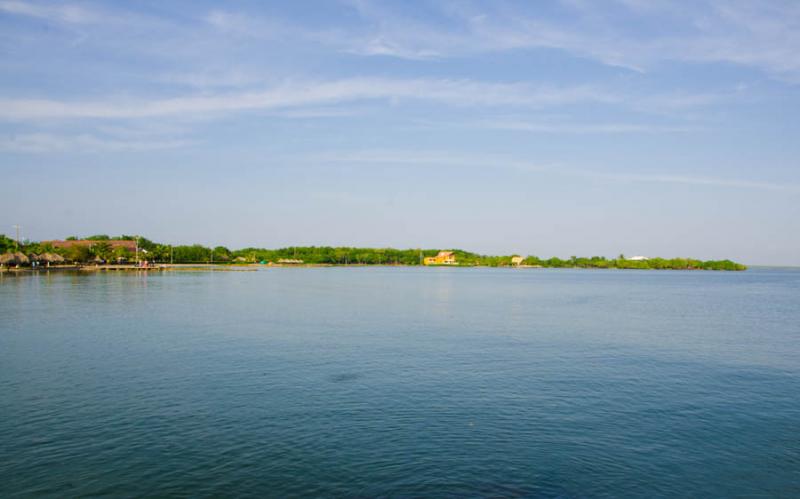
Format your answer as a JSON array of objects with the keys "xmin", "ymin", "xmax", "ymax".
[
  {"xmin": 170, "ymin": 245, "xmax": 173, "ymax": 265},
  {"xmin": 12, "ymin": 225, "xmax": 21, "ymax": 251}
]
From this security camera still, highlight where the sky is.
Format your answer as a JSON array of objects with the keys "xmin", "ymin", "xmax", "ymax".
[{"xmin": 1, "ymin": 0, "xmax": 799, "ymax": 265}]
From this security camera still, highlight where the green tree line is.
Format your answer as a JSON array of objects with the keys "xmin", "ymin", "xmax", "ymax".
[{"xmin": 0, "ymin": 234, "xmax": 747, "ymax": 270}]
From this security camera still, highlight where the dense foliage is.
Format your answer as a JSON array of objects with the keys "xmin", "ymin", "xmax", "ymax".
[
  {"xmin": 519, "ymin": 255, "xmax": 746, "ymax": 271},
  {"xmin": 0, "ymin": 234, "xmax": 747, "ymax": 270},
  {"xmin": 0, "ymin": 234, "xmax": 16, "ymax": 253}
]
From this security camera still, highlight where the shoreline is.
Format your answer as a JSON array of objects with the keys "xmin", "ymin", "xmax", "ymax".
[{"xmin": 0, "ymin": 262, "xmax": 757, "ymax": 274}]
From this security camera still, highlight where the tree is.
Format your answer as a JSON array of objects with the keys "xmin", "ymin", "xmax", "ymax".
[
  {"xmin": 150, "ymin": 244, "xmax": 170, "ymax": 262},
  {"xmin": 67, "ymin": 245, "xmax": 92, "ymax": 263},
  {"xmin": 212, "ymin": 246, "xmax": 231, "ymax": 262},
  {"xmin": 113, "ymin": 246, "xmax": 132, "ymax": 263},
  {"xmin": 91, "ymin": 242, "xmax": 113, "ymax": 261},
  {"xmin": 0, "ymin": 234, "xmax": 14, "ymax": 253},
  {"xmin": 173, "ymin": 244, "xmax": 211, "ymax": 263},
  {"xmin": 523, "ymin": 256, "xmax": 543, "ymax": 266}
]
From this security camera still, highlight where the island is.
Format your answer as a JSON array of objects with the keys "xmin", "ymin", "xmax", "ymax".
[{"xmin": 0, "ymin": 234, "xmax": 747, "ymax": 271}]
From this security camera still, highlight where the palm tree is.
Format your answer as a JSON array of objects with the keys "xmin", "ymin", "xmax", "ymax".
[{"xmin": 91, "ymin": 242, "xmax": 113, "ymax": 262}]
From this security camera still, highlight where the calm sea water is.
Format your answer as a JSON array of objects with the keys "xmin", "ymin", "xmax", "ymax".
[{"xmin": 1, "ymin": 267, "xmax": 799, "ymax": 497}]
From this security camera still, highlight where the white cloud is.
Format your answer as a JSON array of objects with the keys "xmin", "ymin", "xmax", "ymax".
[
  {"xmin": 439, "ymin": 118, "xmax": 703, "ymax": 134},
  {"xmin": 306, "ymin": 148, "xmax": 800, "ymax": 193},
  {"xmin": 340, "ymin": 1, "xmax": 800, "ymax": 81},
  {"xmin": 156, "ymin": 70, "xmax": 268, "ymax": 90},
  {"xmin": 0, "ymin": 78, "xmax": 621, "ymax": 121},
  {"xmin": 306, "ymin": 149, "xmax": 545, "ymax": 170},
  {"xmin": 0, "ymin": 133, "xmax": 191, "ymax": 153},
  {"xmin": 5, "ymin": 1, "xmax": 799, "ymax": 83},
  {"xmin": 0, "ymin": 0, "xmax": 99, "ymax": 23}
]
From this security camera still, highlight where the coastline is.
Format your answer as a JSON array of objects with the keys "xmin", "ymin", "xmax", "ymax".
[
  {"xmin": 1, "ymin": 236, "xmax": 748, "ymax": 271},
  {"xmin": 1, "ymin": 262, "xmax": 755, "ymax": 274}
]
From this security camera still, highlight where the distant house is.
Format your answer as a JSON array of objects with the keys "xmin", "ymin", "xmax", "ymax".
[
  {"xmin": 277, "ymin": 258, "xmax": 304, "ymax": 265},
  {"xmin": 627, "ymin": 255, "xmax": 650, "ymax": 261},
  {"xmin": 511, "ymin": 256, "xmax": 524, "ymax": 266},
  {"xmin": 424, "ymin": 251, "xmax": 457, "ymax": 265},
  {"xmin": 45, "ymin": 240, "xmax": 137, "ymax": 252}
]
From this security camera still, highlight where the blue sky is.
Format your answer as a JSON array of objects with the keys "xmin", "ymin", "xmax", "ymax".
[{"xmin": 1, "ymin": 0, "xmax": 798, "ymax": 264}]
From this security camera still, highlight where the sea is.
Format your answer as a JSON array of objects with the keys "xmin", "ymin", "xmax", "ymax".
[{"xmin": 1, "ymin": 267, "xmax": 799, "ymax": 497}]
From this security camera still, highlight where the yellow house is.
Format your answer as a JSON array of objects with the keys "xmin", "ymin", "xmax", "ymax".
[
  {"xmin": 511, "ymin": 256, "xmax": 524, "ymax": 266},
  {"xmin": 424, "ymin": 251, "xmax": 457, "ymax": 265}
]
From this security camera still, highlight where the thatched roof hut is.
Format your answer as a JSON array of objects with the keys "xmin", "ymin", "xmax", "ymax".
[
  {"xmin": 0, "ymin": 252, "xmax": 30, "ymax": 265},
  {"xmin": 39, "ymin": 252, "xmax": 65, "ymax": 263}
]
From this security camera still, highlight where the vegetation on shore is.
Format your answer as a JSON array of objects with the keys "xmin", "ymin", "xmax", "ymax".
[{"xmin": 0, "ymin": 234, "xmax": 747, "ymax": 271}]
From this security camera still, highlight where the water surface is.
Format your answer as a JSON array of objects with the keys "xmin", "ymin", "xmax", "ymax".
[{"xmin": 1, "ymin": 267, "xmax": 799, "ymax": 497}]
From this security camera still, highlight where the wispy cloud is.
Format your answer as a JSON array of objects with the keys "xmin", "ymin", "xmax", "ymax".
[
  {"xmin": 5, "ymin": 1, "xmax": 799, "ymax": 83},
  {"xmin": 306, "ymin": 149, "xmax": 547, "ymax": 170},
  {"xmin": 307, "ymin": 148, "xmax": 800, "ymax": 194},
  {"xmin": 204, "ymin": 9, "xmax": 350, "ymax": 50},
  {"xmin": 155, "ymin": 70, "xmax": 268, "ymax": 90},
  {"xmin": 0, "ymin": 0, "xmax": 99, "ymax": 24},
  {"xmin": 0, "ymin": 132, "xmax": 191, "ymax": 153},
  {"xmin": 596, "ymin": 172, "xmax": 800, "ymax": 192},
  {"xmin": 0, "ymin": 78, "xmax": 621, "ymax": 121},
  {"xmin": 340, "ymin": 0, "xmax": 800, "ymax": 81},
  {"xmin": 433, "ymin": 118, "xmax": 703, "ymax": 134}
]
